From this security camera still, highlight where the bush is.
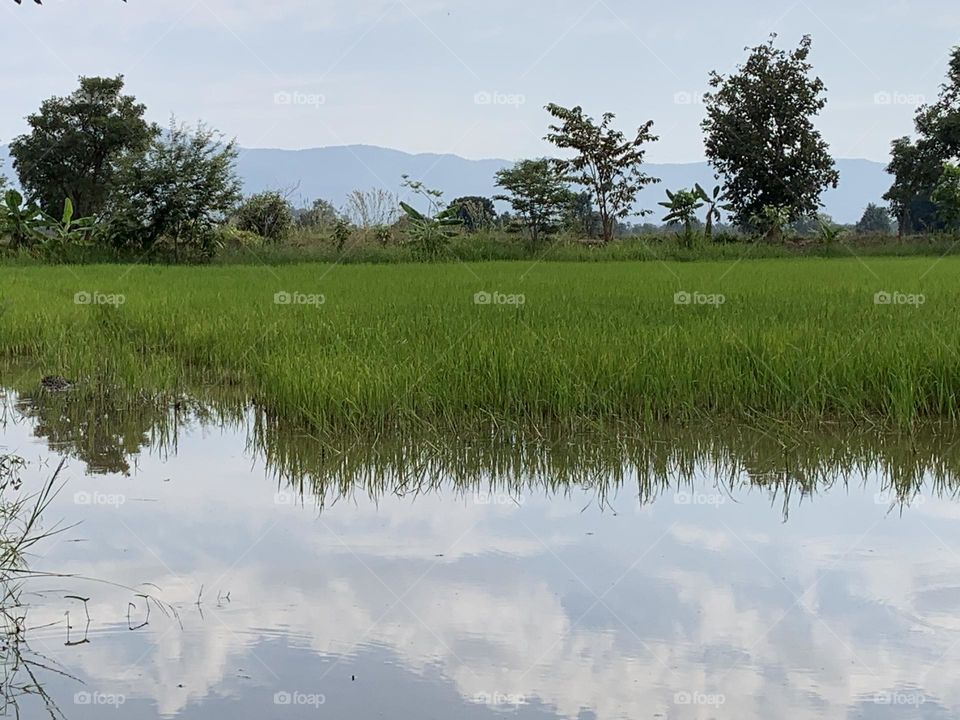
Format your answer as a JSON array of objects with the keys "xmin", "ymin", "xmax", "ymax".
[{"xmin": 235, "ymin": 192, "xmax": 294, "ymax": 243}]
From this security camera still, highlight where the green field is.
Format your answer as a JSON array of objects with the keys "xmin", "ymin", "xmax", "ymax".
[{"xmin": 0, "ymin": 256, "xmax": 957, "ymax": 431}]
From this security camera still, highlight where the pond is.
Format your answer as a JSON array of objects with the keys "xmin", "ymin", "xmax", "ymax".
[{"xmin": 1, "ymin": 385, "xmax": 958, "ymax": 719}]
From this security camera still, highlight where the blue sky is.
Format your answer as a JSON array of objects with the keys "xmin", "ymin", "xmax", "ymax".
[{"xmin": 2, "ymin": 0, "xmax": 958, "ymax": 162}]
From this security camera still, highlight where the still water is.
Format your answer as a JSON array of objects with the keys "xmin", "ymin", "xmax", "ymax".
[{"xmin": 2, "ymin": 387, "xmax": 959, "ymax": 719}]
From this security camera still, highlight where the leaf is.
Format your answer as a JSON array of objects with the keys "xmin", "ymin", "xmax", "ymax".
[
  {"xmin": 62, "ymin": 198, "xmax": 74, "ymax": 225},
  {"xmin": 399, "ymin": 202, "xmax": 425, "ymax": 221}
]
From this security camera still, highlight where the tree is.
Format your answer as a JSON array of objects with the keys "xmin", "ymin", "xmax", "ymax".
[
  {"xmin": 105, "ymin": 120, "xmax": 242, "ymax": 258},
  {"xmin": 494, "ymin": 159, "xmax": 570, "ymax": 244},
  {"xmin": 9, "ymin": 75, "xmax": 157, "ymax": 218},
  {"xmin": 884, "ymin": 48, "xmax": 960, "ymax": 235},
  {"xmin": 563, "ymin": 191, "xmax": 601, "ymax": 238},
  {"xmin": 932, "ymin": 163, "xmax": 960, "ymax": 231},
  {"xmin": 702, "ymin": 34, "xmax": 839, "ymax": 226},
  {"xmin": 235, "ymin": 192, "xmax": 294, "ymax": 242},
  {"xmin": 296, "ymin": 198, "xmax": 340, "ymax": 229},
  {"xmin": 856, "ymin": 203, "xmax": 894, "ymax": 234},
  {"xmin": 445, "ymin": 196, "xmax": 496, "ymax": 231},
  {"xmin": 544, "ymin": 103, "xmax": 659, "ymax": 243}
]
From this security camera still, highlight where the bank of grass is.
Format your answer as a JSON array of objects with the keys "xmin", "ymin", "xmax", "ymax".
[{"xmin": 0, "ymin": 256, "xmax": 958, "ymax": 431}]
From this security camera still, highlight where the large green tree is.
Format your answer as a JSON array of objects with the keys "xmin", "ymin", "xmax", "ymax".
[
  {"xmin": 544, "ymin": 103, "xmax": 659, "ymax": 243},
  {"xmin": 494, "ymin": 159, "xmax": 570, "ymax": 244},
  {"xmin": 105, "ymin": 119, "xmax": 242, "ymax": 257},
  {"xmin": 702, "ymin": 34, "xmax": 839, "ymax": 227},
  {"xmin": 10, "ymin": 76, "xmax": 157, "ymax": 218},
  {"xmin": 884, "ymin": 47, "xmax": 960, "ymax": 235}
]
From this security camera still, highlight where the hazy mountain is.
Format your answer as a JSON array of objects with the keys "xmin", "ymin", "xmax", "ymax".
[{"xmin": 1, "ymin": 144, "xmax": 890, "ymax": 224}]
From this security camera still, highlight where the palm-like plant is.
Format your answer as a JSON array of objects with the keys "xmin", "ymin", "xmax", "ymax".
[
  {"xmin": 694, "ymin": 184, "xmax": 732, "ymax": 241},
  {"xmin": 659, "ymin": 189, "xmax": 703, "ymax": 247}
]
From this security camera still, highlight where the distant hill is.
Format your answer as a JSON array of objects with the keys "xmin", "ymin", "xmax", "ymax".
[{"xmin": 0, "ymin": 143, "xmax": 890, "ymax": 224}]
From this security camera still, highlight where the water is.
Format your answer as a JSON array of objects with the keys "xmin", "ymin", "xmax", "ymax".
[{"xmin": 2, "ymin": 387, "xmax": 959, "ymax": 719}]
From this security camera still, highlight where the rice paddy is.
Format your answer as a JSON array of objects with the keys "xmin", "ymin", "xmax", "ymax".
[{"xmin": 0, "ymin": 256, "xmax": 958, "ymax": 431}]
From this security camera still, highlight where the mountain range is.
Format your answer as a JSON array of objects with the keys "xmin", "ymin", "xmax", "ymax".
[{"xmin": 1, "ymin": 144, "xmax": 890, "ymax": 224}]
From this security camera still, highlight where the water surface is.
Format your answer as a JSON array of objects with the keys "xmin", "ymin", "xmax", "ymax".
[{"xmin": 1, "ymin": 387, "xmax": 958, "ymax": 719}]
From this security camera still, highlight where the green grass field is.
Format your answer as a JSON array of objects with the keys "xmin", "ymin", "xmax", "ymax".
[{"xmin": 0, "ymin": 256, "xmax": 957, "ymax": 431}]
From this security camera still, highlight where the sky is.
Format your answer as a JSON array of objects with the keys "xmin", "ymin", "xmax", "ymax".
[{"xmin": 1, "ymin": 0, "xmax": 958, "ymax": 163}]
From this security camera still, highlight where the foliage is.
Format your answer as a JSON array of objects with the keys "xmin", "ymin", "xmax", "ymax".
[
  {"xmin": 659, "ymin": 188, "xmax": 703, "ymax": 247},
  {"xmin": 562, "ymin": 191, "xmax": 601, "ymax": 238},
  {"xmin": 750, "ymin": 204, "xmax": 792, "ymax": 243},
  {"xmin": 235, "ymin": 191, "xmax": 294, "ymax": 243},
  {"xmin": 398, "ymin": 176, "xmax": 460, "ymax": 259},
  {"xmin": 105, "ymin": 120, "xmax": 242, "ymax": 256},
  {"xmin": 494, "ymin": 159, "xmax": 570, "ymax": 244},
  {"xmin": 884, "ymin": 48, "xmax": 960, "ymax": 234},
  {"xmin": 0, "ymin": 190, "xmax": 45, "ymax": 248},
  {"xmin": 445, "ymin": 196, "xmax": 496, "ymax": 232},
  {"xmin": 9, "ymin": 75, "xmax": 157, "ymax": 217},
  {"xmin": 932, "ymin": 163, "xmax": 960, "ymax": 230},
  {"xmin": 332, "ymin": 218, "xmax": 352, "ymax": 252},
  {"xmin": 856, "ymin": 204, "xmax": 894, "ymax": 234},
  {"xmin": 702, "ymin": 34, "xmax": 839, "ymax": 225},
  {"xmin": 693, "ymin": 184, "xmax": 731, "ymax": 241},
  {"xmin": 544, "ymin": 103, "xmax": 659, "ymax": 243},
  {"xmin": 296, "ymin": 198, "xmax": 340, "ymax": 229}
]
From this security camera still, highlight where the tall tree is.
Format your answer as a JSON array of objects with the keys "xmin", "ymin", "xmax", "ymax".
[
  {"xmin": 884, "ymin": 47, "xmax": 960, "ymax": 235},
  {"xmin": 494, "ymin": 159, "xmax": 570, "ymax": 244},
  {"xmin": 10, "ymin": 76, "xmax": 157, "ymax": 217},
  {"xmin": 544, "ymin": 103, "xmax": 659, "ymax": 243},
  {"xmin": 702, "ymin": 34, "xmax": 839, "ymax": 227},
  {"xmin": 855, "ymin": 203, "xmax": 894, "ymax": 234}
]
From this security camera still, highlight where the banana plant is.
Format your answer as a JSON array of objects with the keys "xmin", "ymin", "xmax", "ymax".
[
  {"xmin": 694, "ymin": 184, "xmax": 733, "ymax": 241},
  {"xmin": 34, "ymin": 198, "xmax": 98, "ymax": 260},
  {"xmin": 0, "ymin": 190, "xmax": 46, "ymax": 248},
  {"xmin": 659, "ymin": 188, "xmax": 703, "ymax": 248},
  {"xmin": 399, "ymin": 176, "xmax": 461, "ymax": 260}
]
